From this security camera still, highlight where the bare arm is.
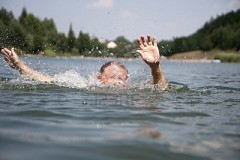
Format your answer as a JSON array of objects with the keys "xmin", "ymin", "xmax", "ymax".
[
  {"xmin": 1, "ymin": 48, "xmax": 54, "ymax": 82},
  {"xmin": 136, "ymin": 35, "xmax": 169, "ymax": 90}
]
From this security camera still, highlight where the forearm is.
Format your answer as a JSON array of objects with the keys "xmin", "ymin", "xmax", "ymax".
[
  {"xmin": 150, "ymin": 63, "xmax": 169, "ymax": 90},
  {"xmin": 17, "ymin": 62, "xmax": 54, "ymax": 82}
]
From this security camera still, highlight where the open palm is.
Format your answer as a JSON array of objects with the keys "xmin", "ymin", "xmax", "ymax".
[
  {"xmin": 136, "ymin": 35, "xmax": 160, "ymax": 64},
  {"xmin": 1, "ymin": 48, "xmax": 21, "ymax": 70}
]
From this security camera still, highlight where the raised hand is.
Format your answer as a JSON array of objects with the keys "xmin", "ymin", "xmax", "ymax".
[
  {"xmin": 136, "ymin": 35, "xmax": 160, "ymax": 65},
  {"xmin": 1, "ymin": 48, "xmax": 22, "ymax": 70},
  {"xmin": 1, "ymin": 47, "xmax": 53, "ymax": 82},
  {"xmin": 136, "ymin": 35, "xmax": 169, "ymax": 89}
]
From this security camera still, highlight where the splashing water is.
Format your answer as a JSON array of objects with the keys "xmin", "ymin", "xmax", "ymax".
[{"xmin": 53, "ymin": 70, "xmax": 100, "ymax": 89}]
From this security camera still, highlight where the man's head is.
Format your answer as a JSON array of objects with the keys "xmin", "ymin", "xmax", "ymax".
[{"xmin": 97, "ymin": 61, "xmax": 128, "ymax": 86}]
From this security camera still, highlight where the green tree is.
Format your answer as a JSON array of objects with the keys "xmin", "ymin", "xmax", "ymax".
[
  {"xmin": 0, "ymin": 8, "xmax": 17, "ymax": 48},
  {"xmin": 158, "ymin": 40, "xmax": 174, "ymax": 56},
  {"xmin": 110, "ymin": 36, "xmax": 131, "ymax": 57},
  {"xmin": 67, "ymin": 24, "xmax": 75, "ymax": 52},
  {"xmin": 56, "ymin": 33, "xmax": 68, "ymax": 53},
  {"xmin": 77, "ymin": 31, "xmax": 91, "ymax": 55},
  {"xmin": 11, "ymin": 22, "xmax": 28, "ymax": 49},
  {"xmin": 0, "ymin": 7, "xmax": 15, "ymax": 26},
  {"xmin": 32, "ymin": 34, "xmax": 44, "ymax": 52},
  {"xmin": 234, "ymin": 28, "xmax": 240, "ymax": 50}
]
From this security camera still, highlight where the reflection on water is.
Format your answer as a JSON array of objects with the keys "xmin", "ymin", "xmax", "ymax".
[{"xmin": 0, "ymin": 57, "xmax": 240, "ymax": 160}]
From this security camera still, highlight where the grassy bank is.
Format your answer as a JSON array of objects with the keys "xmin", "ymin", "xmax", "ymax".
[
  {"xmin": 214, "ymin": 53, "xmax": 240, "ymax": 62},
  {"xmin": 168, "ymin": 50, "xmax": 240, "ymax": 62}
]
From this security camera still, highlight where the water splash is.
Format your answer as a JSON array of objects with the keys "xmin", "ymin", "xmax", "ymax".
[
  {"xmin": 0, "ymin": 68, "xmax": 189, "ymax": 93},
  {"xmin": 53, "ymin": 70, "xmax": 100, "ymax": 89}
]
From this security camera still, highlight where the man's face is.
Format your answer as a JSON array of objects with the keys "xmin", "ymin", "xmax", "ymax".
[{"xmin": 97, "ymin": 64, "xmax": 128, "ymax": 86}]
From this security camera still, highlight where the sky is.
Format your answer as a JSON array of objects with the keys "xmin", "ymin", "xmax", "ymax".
[{"xmin": 0, "ymin": 0, "xmax": 239, "ymax": 41}]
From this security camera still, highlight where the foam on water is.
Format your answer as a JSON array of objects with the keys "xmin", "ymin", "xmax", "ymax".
[
  {"xmin": 52, "ymin": 69, "xmax": 169, "ymax": 91},
  {"xmin": 0, "ymin": 70, "xmax": 176, "ymax": 92},
  {"xmin": 53, "ymin": 70, "xmax": 100, "ymax": 89}
]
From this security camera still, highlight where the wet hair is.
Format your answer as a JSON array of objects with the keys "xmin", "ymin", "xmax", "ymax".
[{"xmin": 99, "ymin": 61, "xmax": 128, "ymax": 79}]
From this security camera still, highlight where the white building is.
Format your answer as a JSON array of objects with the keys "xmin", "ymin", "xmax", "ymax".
[{"xmin": 107, "ymin": 41, "xmax": 117, "ymax": 49}]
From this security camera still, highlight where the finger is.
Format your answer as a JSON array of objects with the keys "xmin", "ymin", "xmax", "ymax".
[
  {"xmin": 136, "ymin": 50, "xmax": 143, "ymax": 57},
  {"xmin": 4, "ymin": 57, "xmax": 11, "ymax": 63},
  {"xmin": 141, "ymin": 35, "xmax": 147, "ymax": 46},
  {"xmin": 11, "ymin": 48, "xmax": 17, "ymax": 56},
  {"xmin": 11, "ymin": 48, "xmax": 15, "ymax": 55},
  {"xmin": 137, "ymin": 39, "xmax": 144, "ymax": 49},
  {"xmin": 147, "ymin": 34, "xmax": 152, "ymax": 45},
  {"xmin": 3, "ymin": 48, "xmax": 12, "ymax": 55},
  {"xmin": 1, "ymin": 48, "xmax": 10, "ymax": 58},
  {"xmin": 153, "ymin": 36, "xmax": 157, "ymax": 46},
  {"xmin": 6, "ymin": 61, "xmax": 15, "ymax": 69}
]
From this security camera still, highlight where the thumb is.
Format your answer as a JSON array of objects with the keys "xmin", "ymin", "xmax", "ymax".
[
  {"xmin": 11, "ymin": 48, "xmax": 18, "ymax": 56},
  {"xmin": 136, "ymin": 50, "xmax": 143, "ymax": 57},
  {"xmin": 11, "ymin": 48, "xmax": 15, "ymax": 55}
]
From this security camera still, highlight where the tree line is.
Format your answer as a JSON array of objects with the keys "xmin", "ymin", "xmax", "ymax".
[
  {"xmin": 158, "ymin": 9, "xmax": 240, "ymax": 56},
  {"xmin": 0, "ymin": 7, "xmax": 239, "ymax": 57},
  {"xmin": 0, "ymin": 8, "xmax": 137, "ymax": 57}
]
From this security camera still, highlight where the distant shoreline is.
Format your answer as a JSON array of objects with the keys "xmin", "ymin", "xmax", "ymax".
[
  {"xmin": 24, "ymin": 49, "xmax": 240, "ymax": 63},
  {"xmin": 168, "ymin": 50, "xmax": 240, "ymax": 63}
]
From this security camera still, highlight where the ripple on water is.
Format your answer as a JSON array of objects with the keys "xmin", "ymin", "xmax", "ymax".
[{"xmin": 0, "ymin": 61, "xmax": 240, "ymax": 160}]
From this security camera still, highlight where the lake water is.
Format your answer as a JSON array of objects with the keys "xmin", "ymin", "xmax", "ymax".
[{"xmin": 0, "ymin": 56, "xmax": 239, "ymax": 160}]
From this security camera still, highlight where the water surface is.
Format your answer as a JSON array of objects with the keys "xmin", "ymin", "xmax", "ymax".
[{"xmin": 0, "ymin": 57, "xmax": 239, "ymax": 160}]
